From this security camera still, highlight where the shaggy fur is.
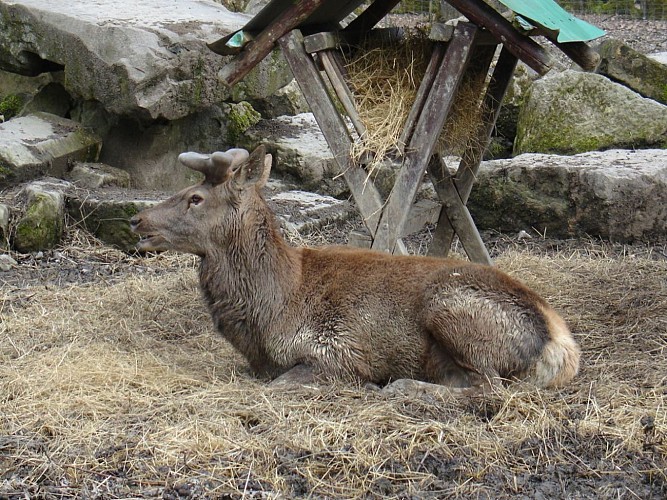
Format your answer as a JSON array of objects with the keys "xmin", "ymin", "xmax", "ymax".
[{"xmin": 131, "ymin": 147, "xmax": 580, "ymax": 388}]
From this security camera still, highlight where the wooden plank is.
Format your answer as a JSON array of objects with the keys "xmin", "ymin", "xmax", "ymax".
[
  {"xmin": 319, "ymin": 50, "xmax": 366, "ymax": 138},
  {"xmin": 443, "ymin": 0, "xmax": 552, "ymax": 75},
  {"xmin": 304, "ymin": 32, "xmax": 341, "ymax": 53},
  {"xmin": 217, "ymin": 0, "xmax": 328, "ymax": 87},
  {"xmin": 398, "ymin": 42, "xmax": 447, "ymax": 152},
  {"xmin": 343, "ymin": 0, "xmax": 402, "ymax": 40},
  {"xmin": 278, "ymin": 30, "xmax": 408, "ymax": 254},
  {"xmin": 371, "ymin": 23, "xmax": 479, "ymax": 254},
  {"xmin": 427, "ymin": 157, "xmax": 492, "ymax": 264},
  {"xmin": 429, "ymin": 46, "xmax": 518, "ymax": 257}
]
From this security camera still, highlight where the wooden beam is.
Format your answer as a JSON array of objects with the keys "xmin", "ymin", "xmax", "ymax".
[
  {"xmin": 428, "ymin": 157, "xmax": 492, "ymax": 265},
  {"xmin": 217, "ymin": 0, "xmax": 328, "ymax": 87},
  {"xmin": 550, "ymin": 39, "xmax": 601, "ymax": 71},
  {"xmin": 278, "ymin": 30, "xmax": 397, "ymax": 249},
  {"xmin": 443, "ymin": 0, "xmax": 552, "ymax": 75},
  {"xmin": 319, "ymin": 50, "xmax": 366, "ymax": 138},
  {"xmin": 429, "ymin": 46, "xmax": 518, "ymax": 257},
  {"xmin": 371, "ymin": 23, "xmax": 479, "ymax": 254},
  {"xmin": 343, "ymin": 0, "xmax": 402, "ymax": 39}
]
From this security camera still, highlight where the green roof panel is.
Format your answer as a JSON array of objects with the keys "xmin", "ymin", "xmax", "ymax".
[{"xmin": 498, "ymin": 0, "xmax": 606, "ymax": 42}]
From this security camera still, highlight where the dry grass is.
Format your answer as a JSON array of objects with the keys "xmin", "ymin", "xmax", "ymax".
[
  {"xmin": 1, "ymin": 236, "xmax": 666, "ymax": 498},
  {"xmin": 344, "ymin": 30, "xmax": 488, "ymax": 175}
]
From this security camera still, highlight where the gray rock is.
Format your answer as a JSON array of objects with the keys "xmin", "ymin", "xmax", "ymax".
[
  {"xmin": 0, "ymin": 203, "xmax": 9, "ymax": 248},
  {"xmin": 0, "ymin": 253, "xmax": 17, "ymax": 271},
  {"xmin": 242, "ymin": 113, "xmax": 347, "ymax": 197},
  {"xmin": 0, "ymin": 112, "xmax": 102, "ymax": 187},
  {"xmin": 249, "ymin": 79, "xmax": 310, "ymax": 119},
  {"xmin": 515, "ymin": 70, "xmax": 667, "ymax": 155},
  {"xmin": 268, "ymin": 190, "xmax": 355, "ymax": 236},
  {"xmin": 648, "ymin": 52, "xmax": 667, "ymax": 65},
  {"xmin": 0, "ymin": 0, "xmax": 291, "ymax": 121},
  {"xmin": 13, "ymin": 178, "xmax": 68, "ymax": 253},
  {"xmin": 467, "ymin": 149, "xmax": 667, "ymax": 243},
  {"xmin": 67, "ymin": 162, "xmax": 131, "ymax": 189},
  {"xmin": 596, "ymin": 39, "xmax": 667, "ymax": 105}
]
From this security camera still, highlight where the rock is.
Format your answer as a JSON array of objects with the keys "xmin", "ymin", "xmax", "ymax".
[
  {"xmin": 268, "ymin": 191, "xmax": 355, "ymax": 235},
  {"xmin": 225, "ymin": 101, "xmax": 261, "ymax": 144},
  {"xmin": 648, "ymin": 52, "xmax": 667, "ymax": 65},
  {"xmin": 596, "ymin": 39, "xmax": 667, "ymax": 105},
  {"xmin": 515, "ymin": 70, "xmax": 667, "ymax": 155},
  {"xmin": 0, "ymin": 253, "xmax": 17, "ymax": 271},
  {"xmin": 67, "ymin": 162, "xmax": 131, "ymax": 189},
  {"xmin": 241, "ymin": 113, "xmax": 347, "ymax": 197},
  {"xmin": 67, "ymin": 193, "xmax": 160, "ymax": 253},
  {"xmin": 249, "ymin": 79, "xmax": 310, "ymax": 119},
  {"xmin": 0, "ymin": 203, "xmax": 9, "ymax": 248},
  {"xmin": 0, "ymin": 0, "xmax": 259, "ymax": 121},
  {"xmin": 13, "ymin": 179, "xmax": 68, "ymax": 253},
  {"xmin": 467, "ymin": 149, "xmax": 667, "ymax": 243},
  {"xmin": 0, "ymin": 112, "xmax": 102, "ymax": 187}
]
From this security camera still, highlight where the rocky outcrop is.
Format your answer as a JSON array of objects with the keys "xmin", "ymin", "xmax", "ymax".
[
  {"xmin": 0, "ymin": 112, "xmax": 102, "ymax": 187},
  {"xmin": 467, "ymin": 149, "xmax": 667, "ymax": 243},
  {"xmin": 515, "ymin": 70, "xmax": 667, "ymax": 155},
  {"xmin": 0, "ymin": 0, "xmax": 295, "ymax": 190},
  {"xmin": 596, "ymin": 39, "xmax": 667, "ymax": 105}
]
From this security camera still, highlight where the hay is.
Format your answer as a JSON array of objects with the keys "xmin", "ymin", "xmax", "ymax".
[
  {"xmin": 1, "ymin": 234, "xmax": 666, "ymax": 498},
  {"xmin": 344, "ymin": 30, "xmax": 489, "ymax": 174}
]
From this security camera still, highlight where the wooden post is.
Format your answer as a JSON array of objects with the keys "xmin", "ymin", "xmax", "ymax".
[
  {"xmin": 443, "ymin": 0, "xmax": 552, "ymax": 75},
  {"xmin": 217, "ymin": 0, "xmax": 329, "ymax": 87},
  {"xmin": 428, "ymin": 46, "xmax": 518, "ymax": 258},
  {"xmin": 371, "ymin": 23, "xmax": 479, "ymax": 254},
  {"xmin": 278, "ymin": 30, "xmax": 390, "ymax": 242}
]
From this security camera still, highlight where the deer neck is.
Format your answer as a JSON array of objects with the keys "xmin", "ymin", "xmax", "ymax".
[{"xmin": 198, "ymin": 204, "xmax": 300, "ymax": 367}]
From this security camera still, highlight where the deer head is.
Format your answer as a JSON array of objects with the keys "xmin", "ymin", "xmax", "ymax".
[{"xmin": 130, "ymin": 146, "xmax": 272, "ymax": 256}]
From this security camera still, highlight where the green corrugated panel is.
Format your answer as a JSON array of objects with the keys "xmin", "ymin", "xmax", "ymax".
[{"xmin": 498, "ymin": 0, "xmax": 606, "ymax": 42}]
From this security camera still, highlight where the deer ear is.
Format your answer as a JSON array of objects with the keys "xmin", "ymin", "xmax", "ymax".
[{"xmin": 235, "ymin": 145, "xmax": 272, "ymax": 188}]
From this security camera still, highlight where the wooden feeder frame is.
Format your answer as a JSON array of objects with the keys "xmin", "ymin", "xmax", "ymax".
[{"xmin": 213, "ymin": 0, "xmax": 601, "ymax": 264}]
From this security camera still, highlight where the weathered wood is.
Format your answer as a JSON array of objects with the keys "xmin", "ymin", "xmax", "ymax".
[
  {"xmin": 443, "ymin": 0, "xmax": 552, "ymax": 75},
  {"xmin": 550, "ymin": 39, "xmax": 601, "ymax": 71},
  {"xmin": 304, "ymin": 31, "xmax": 341, "ymax": 53},
  {"xmin": 428, "ymin": 157, "xmax": 492, "ymax": 264},
  {"xmin": 371, "ymin": 23, "xmax": 479, "ymax": 254},
  {"xmin": 319, "ymin": 50, "xmax": 366, "ymax": 138},
  {"xmin": 278, "ymin": 30, "xmax": 408, "ymax": 253},
  {"xmin": 218, "ymin": 0, "xmax": 329, "ymax": 87},
  {"xmin": 343, "ymin": 0, "xmax": 402, "ymax": 39},
  {"xmin": 429, "ymin": 46, "xmax": 518, "ymax": 258},
  {"xmin": 398, "ymin": 42, "xmax": 447, "ymax": 152}
]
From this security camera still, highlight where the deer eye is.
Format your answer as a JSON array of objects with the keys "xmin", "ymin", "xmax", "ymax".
[{"xmin": 189, "ymin": 194, "xmax": 203, "ymax": 206}]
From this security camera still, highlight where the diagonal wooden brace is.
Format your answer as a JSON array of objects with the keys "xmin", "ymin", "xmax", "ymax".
[{"xmin": 371, "ymin": 23, "xmax": 480, "ymax": 254}]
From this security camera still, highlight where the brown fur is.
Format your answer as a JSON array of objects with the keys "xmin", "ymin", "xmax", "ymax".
[{"xmin": 130, "ymin": 146, "xmax": 580, "ymax": 389}]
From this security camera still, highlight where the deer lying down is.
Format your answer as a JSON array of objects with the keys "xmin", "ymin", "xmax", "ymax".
[{"xmin": 130, "ymin": 146, "xmax": 580, "ymax": 390}]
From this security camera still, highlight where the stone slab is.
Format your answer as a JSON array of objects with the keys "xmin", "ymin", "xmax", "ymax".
[{"xmin": 0, "ymin": 112, "xmax": 101, "ymax": 186}]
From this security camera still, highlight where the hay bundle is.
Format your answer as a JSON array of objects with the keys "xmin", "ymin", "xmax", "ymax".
[{"xmin": 343, "ymin": 29, "xmax": 488, "ymax": 172}]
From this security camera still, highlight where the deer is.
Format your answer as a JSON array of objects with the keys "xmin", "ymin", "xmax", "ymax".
[{"xmin": 130, "ymin": 146, "xmax": 580, "ymax": 391}]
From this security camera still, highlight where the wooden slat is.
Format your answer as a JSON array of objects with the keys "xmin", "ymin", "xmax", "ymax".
[
  {"xmin": 218, "ymin": 0, "xmax": 329, "ymax": 87},
  {"xmin": 371, "ymin": 23, "xmax": 479, "ymax": 254},
  {"xmin": 398, "ymin": 42, "xmax": 447, "ymax": 152},
  {"xmin": 429, "ymin": 46, "xmax": 518, "ymax": 257},
  {"xmin": 278, "ymin": 30, "xmax": 408, "ymax": 254},
  {"xmin": 428, "ymin": 157, "xmax": 492, "ymax": 265},
  {"xmin": 319, "ymin": 50, "xmax": 366, "ymax": 138},
  {"xmin": 550, "ymin": 39, "xmax": 601, "ymax": 71},
  {"xmin": 343, "ymin": 0, "xmax": 402, "ymax": 39},
  {"xmin": 444, "ymin": 0, "xmax": 552, "ymax": 75}
]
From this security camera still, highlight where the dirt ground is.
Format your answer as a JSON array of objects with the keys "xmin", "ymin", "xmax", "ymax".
[
  {"xmin": 1, "ymin": 219, "xmax": 666, "ymax": 499},
  {"xmin": 2, "ymin": 11, "xmax": 667, "ymax": 500}
]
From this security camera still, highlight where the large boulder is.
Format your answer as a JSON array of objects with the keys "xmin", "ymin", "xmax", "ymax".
[
  {"xmin": 515, "ymin": 70, "xmax": 667, "ymax": 155},
  {"xmin": 13, "ymin": 178, "xmax": 67, "ymax": 252},
  {"xmin": 0, "ymin": 112, "xmax": 102, "ymax": 187},
  {"xmin": 468, "ymin": 149, "xmax": 667, "ymax": 243},
  {"xmin": 0, "ymin": 0, "xmax": 295, "ymax": 190},
  {"xmin": 0, "ymin": 0, "xmax": 257, "ymax": 121},
  {"xmin": 596, "ymin": 39, "xmax": 667, "ymax": 106}
]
